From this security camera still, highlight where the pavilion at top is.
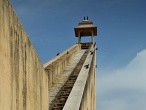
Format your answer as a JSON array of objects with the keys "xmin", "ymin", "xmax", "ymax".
[{"xmin": 74, "ymin": 17, "xmax": 97, "ymax": 43}]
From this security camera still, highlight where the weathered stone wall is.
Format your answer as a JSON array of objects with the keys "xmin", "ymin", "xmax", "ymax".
[
  {"xmin": 0, "ymin": 0, "xmax": 48, "ymax": 110},
  {"xmin": 44, "ymin": 44, "xmax": 81, "ymax": 87},
  {"xmin": 79, "ymin": 47, "xmax": 96, "ymax": 110}
]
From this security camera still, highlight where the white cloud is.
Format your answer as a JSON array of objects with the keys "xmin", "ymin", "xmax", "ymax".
[{"xmin": 97, "ymin": 49, "xmax": 146, "ymax": 110}]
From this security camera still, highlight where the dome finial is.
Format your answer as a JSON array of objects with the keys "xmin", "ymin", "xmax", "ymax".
[{"xmin": 87, "ymin": 16, "xmax": 89, "ymax": 20}]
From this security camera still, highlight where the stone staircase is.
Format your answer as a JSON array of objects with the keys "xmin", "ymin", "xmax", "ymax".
[{"xmin": 48, "ymin": 49, "xmax": 86, "ymax": 108}]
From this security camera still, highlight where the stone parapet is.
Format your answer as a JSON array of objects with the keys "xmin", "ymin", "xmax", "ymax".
[
  {"xmin": 63, "ymin": 43, "xmax": 96, "ymax": 110},
  {"xmin": 79, "ymin": 44, "xmax": 96, "ymax": 110},
  {"xmin": 44, "ymin": 44, "xmax": 81, "ymax": 87}
]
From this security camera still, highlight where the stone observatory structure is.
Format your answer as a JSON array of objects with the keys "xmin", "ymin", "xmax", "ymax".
[{"xmin": 0, "ymin": 0, "xmax": 97, "ymax": 110}]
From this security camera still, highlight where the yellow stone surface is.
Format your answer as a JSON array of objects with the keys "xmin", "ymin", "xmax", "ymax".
[{"xmin": 0, "ymin": 0, "xmax": 48, "ymax": 110}]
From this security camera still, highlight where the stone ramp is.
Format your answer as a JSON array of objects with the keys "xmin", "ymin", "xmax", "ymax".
[{"xmin": 48, "ymin": 49, "xmax": 86, "ymax": 107}]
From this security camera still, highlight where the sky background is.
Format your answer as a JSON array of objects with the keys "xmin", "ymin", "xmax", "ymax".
[{"xmin": 10, "ymin": 0, "xmax": 146, "ymax": 109}]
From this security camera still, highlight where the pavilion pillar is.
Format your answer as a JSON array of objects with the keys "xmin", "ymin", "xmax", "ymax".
[
  {"xmin": 91, "ymin": 31, "xmax": 94, "ymax": 43},
  {"xmin": 78, "ymin": 32, "xmax": 81, "ymax": 44}
]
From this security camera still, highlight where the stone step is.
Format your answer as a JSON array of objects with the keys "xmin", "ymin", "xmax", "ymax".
[
  {"xmin": 49, "ymin": 48, "xmax": 90, "ymax": 109},
  {"xmin": 48, "ymin": 50, "xmax": 86, "ymax": 105}
]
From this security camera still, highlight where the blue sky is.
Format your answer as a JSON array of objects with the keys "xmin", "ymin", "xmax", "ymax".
[{"xmin": 10, "ymin": 0, "xmax": 146, "ymax": 109}]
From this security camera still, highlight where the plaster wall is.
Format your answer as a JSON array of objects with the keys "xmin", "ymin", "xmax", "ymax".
[{"xmin": 0, "ymin": 0, "xmax": 48, "ymax": 110}]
